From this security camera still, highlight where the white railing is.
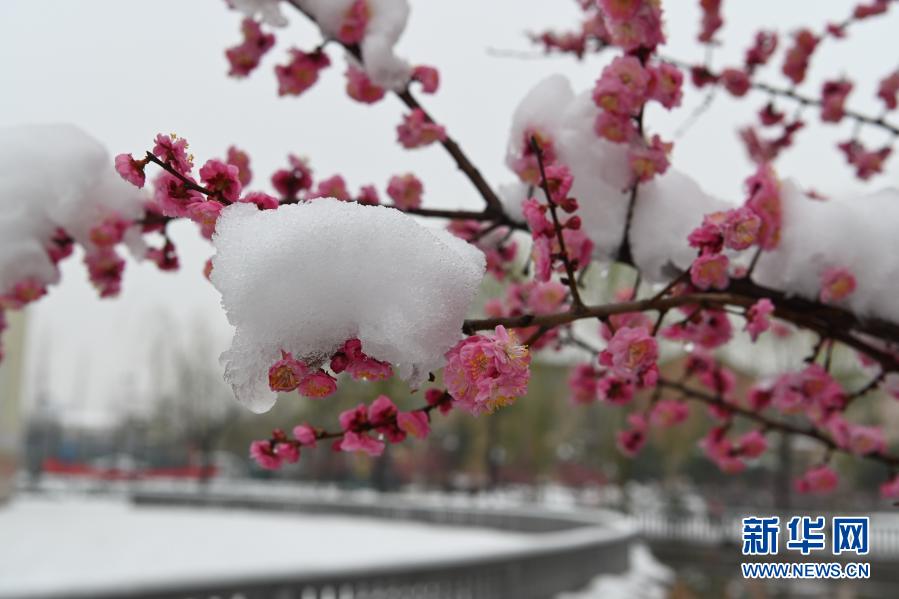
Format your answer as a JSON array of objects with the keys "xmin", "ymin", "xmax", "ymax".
[{"xmin": 31, "ymin": 485, "xmax": 635, "ymax": 599}]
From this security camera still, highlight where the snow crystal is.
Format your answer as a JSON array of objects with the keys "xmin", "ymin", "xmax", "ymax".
[
  {"xmin": 630, "ymin": 169, "xmax": 727, "ymax": 281},
  {"xmin": 754, "ymin": 183, "xmax": 899, "ymax": 323},
  {"xmin": 230, "ymin": 0, "xmax": 288, "ymax": 27},
  {"xmin": 0, "ymin": 124, "xmax": 145, "ymax": 294},
  {"xmin": 503, "ymin": 75, "xmax": 899, "ymax": 327},
  {"xmin": 504, "ymin": 74, "xmax": 714, "ymax": 266},
  {"xmin": 298, "ymin": 0, "xmax": 412, "ymax": 90},
  {"xmin": 211, "ymin": 200, "xmax": 485, "ymax": 412}
]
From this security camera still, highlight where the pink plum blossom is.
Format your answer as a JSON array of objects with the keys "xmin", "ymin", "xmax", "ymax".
[
  {"xmin": 877, "ymin": 70, "xmax": 899, "ymax": 110},
  {"xmin": 690, "ymin": 253, "xmax": 729, "ymax": 290},
  {"xmin": 114, "ymin": 153, "xmax": 146, "ymax": 188},
  {"xmin": 357, "ymin": 184, "xmax": 380, "ymax": 205},
  {"xmin": 240, "ymin": 191, "xmax": 279, "ymax": 210},
  {"xmin": 838, "ymin": 140, "xmax": 892, "ymax": 180},
  {"xmin": 153, "ymin": 134, "xmax": 193, "ymax": 175},
  {"xmin": 745, "ymin": 164, "xmax": 781, "ymax": 249},
  {"xmin": 226, "ymin": 146, "xmax": 253, "ymax": 186},
  {"xmin": 650, "ymin": 399, "xmax": 689, "ymax": 427},
  {"xmin": 292, "ymin": 424, "xmax": 317, "ymax": 447},
  {"xmin": 85, "ymin": 249, "xmax": 125, "ymax": 298},
  {"xmin": 628, "ymin": 135, "xmax": 671, "ymax": 182},
  {"xmin": 425, "ymin": 389, "xmax": 453, "ymax": 415},
  {"xmin": 313, "ymin": 175, "xmax": 350, "ymax": 200},
  {"xmin": 386, "ymin": 173, "xmax": 424, "ymax": 210},
  {"xmin": 398, "ymin": 411, "xmax": 430, "ymax": 439},
  {"xmin": 881, "ymin": 474, "xmax": 899, "ymax": 498},
  {"xmin": 745, "ymin": 31, "xmax": 778, "ymax": 70},
  {"xmin": 819, "ymin": 267, "xmax": 856, "ymax": 303},
  {"xmin": 648, "ymin": 61, "xmax": 683, "ymax": 109},
  {"xmin": 275, "ymin": 49, "xmax": 331, "ymax": 97},
  {"xmin": 0, "ymin": 279, "xmax": 47, "ymax": 310},
  {"xmin": 722, "ymin": 207, "xmax": 761, "ymax": 250},
  {"xmin": 397, "ymin": 109, "xmax": 447, "ymax": 149},
  {"xmin": 268, "ymin": 352, "xmax": 309, "ymax": 392},
  {"xmin": 781, "ymin": 29, "xmax": 819, "ymax": 85},
  {"xmin": 346, "ymin": 65, "xmax": 385, "ymax": 103},
  {"xmin": 339, "ymin": 431, "xmax": 385, "ymax": 456},
  {"xmin": 444, "ymin": 326, "xmax": 531, "ymax": 415},
  {"xmin": 737, "ymin": 430, "xmax": 767, "ymax": 458},
  {"xmin": 337, "ymin": 0, "xmax": 369, "ymax": 44},
  {"xmin": 187, "ymin": 200, "xmax": 224, "ymax": 239},
  {"xmin": 271, "ymin": 155, "xmax": 313, "ymax": 198},
  {"xmin": 599, "ymin": 0, "xmax": 665, "ymax": 51},
  {"xmin": 412, "ymin": 65, "xmax": 440, "ymax": 93},
  {"xmin": 592, "ymin": 55, "xmax": 650, "ymax": 116},
  {"xmin": 745, "ymin": 298, "xmax": 774, "ymax": 341},
  {"xmin": 820, "ymin": 79, "xmax": 853, "ymax": 122},
  {"xmin": 795, "ymin": 465, "xmax": 838, "ymax": 494},
  {"xmin": 721, "ymin": 68, "xmax": 751, "ymax": 97},
  {"xmin": 226, "ymin": 18, "xmax": 275, "ymax": 78},
  {"xmin": 199, "ymin": 159, "xmax": 242, "ymax": 202},
  {"xmin": 599, "ymin": 326, "xmax": 659, "ymax": 387},
  {"xmin": 616, "ymin": 413, "xmax": 648, "ymax": 456},
  {"xmin": 663, "ymin": 308, "xmax": 733, "ymax": 349},
  {"xmin": 594, "ymin": 111, "xmax": 637, "ymax": 143},
  {"xmin": 249, "ymin": 440, "xmax": 282, "ymax": 470},
  {"xmin": 597, "ymin": 374, "xmax": 636, "ymax": 405},
  {"xmin": 569, "ymin": 363, "xmax": 600, "ymax": 405},
  {"xmin": 154, "ymin": 172, "xmax": 205, "ymax": 218},
  {"xmin": 298, "ymin": 370, "xmax": 338, "ymax": 398}
]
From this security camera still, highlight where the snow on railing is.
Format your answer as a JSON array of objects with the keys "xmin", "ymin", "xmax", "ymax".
[
  {"xmin": 634, "ymin": 511, "xmax": 899, "ymax": 557},
  {"xmin": 37, "ymin": 484, "xmax": 634, "ymax": 599}
]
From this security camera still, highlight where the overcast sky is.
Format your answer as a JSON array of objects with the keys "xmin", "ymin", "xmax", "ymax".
[{"xmin": 1, "ymin": 0, "xmax": 897, "ymax": 426}]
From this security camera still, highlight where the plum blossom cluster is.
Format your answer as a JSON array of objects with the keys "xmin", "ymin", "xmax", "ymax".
[
  {"xmin": 591, "ymin": 54, "xmax": 679, "ymax": 184},
  {"xmin": 12, "ymin": 0, "xmax": 899, "ymax": 501},
  {"xmin": 447, "ymin": 220, "xmax": 518, "ymax": 281},
  {"xmin": 267, "ymin": 338, "xmax": 393, "ymax": 399},
  {"xmin": 248, "ymin": 326, "xmax": 530, "ymax": 469},
  {"xmin": 224, "ymin": 0, "xmax": 447, "ymax": 154},
  {"xmin": 443, "ymin": 326, "xmax": 531, "ymax": 415},
  {"xmin": 521, "ymin": 162, "xmax": 593, "ymax": 285},
  {"xmin": 115, "ymin": 134, "xmax": 282, "ymax": 246},
  {"xmin": 0, "ymin": 124, "xmax": 172, "ymax": 361},
  {"xmin": 249, "ymin": 391, "xmax": 451, "ymax": 469}
]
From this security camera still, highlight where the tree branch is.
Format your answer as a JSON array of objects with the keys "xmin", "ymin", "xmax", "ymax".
[{"xmin": 283, "ymin": 0, "xmax": 506, "ymax": 214}]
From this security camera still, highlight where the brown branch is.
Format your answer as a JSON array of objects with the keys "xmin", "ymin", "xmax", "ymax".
[
  {"xmin": 530, "ymin": 135, "xmax": 585, "ymax": 309},
  {"xmin": 284, "ymin": 0, "xmax": 505, "ymax": 215},
  {"xmin": 658, "ymin": 378, "xmax": 899, "ymax": 468},
  {"xmin": 659, "ymin": 57, "xmax": 899, "ymax": 137},
  {"xmin": 143, "ymin": 152, "xmax": 231, "ymax": 204},
  {"xmin": 464, "ymin": 284, "xmax": 899, "ymax": 374}
]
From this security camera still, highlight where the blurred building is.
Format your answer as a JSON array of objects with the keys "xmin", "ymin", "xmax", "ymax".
[{"xmin": 0, "ymin": 310, "xmax": 26, "ymax": 501}]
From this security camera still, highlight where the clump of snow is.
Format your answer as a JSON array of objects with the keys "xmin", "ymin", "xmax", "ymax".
[
  {"xmin": 754, "ymin": 183, "xmax": 899, "ymax": 323},
  {"xmin": 503, "ymin": 75, "xmax": 899, "ymax": 327},
  {"xmin": 557, "ymin": 543, "xmax": 673, "ymax": 599},
  {"xmin": 503, "ymin": 74, "xmax": 715, "ymax": 267},
  {"xmin": 230, "ymin": 0, "xmax": 289, "ymax": 27},
  {"xmin": 298, "ymin": 0, "xmax": 412, "ymax": 90},
  {"xmin": 629, "ymin": 170, "xmax": 727, "ymax": 281},
  {"xmin": 0, "ymin": 495, "xmax": 532, "ymax": 597},
  {"xmin": 211, "ymin": 200, "xmax": 485, "ymax": 412},
  {"xmin": 0, "ymin": 124, "xmax": 145, "ymax": 294}
]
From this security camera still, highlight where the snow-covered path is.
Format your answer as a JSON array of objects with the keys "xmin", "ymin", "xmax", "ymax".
[{"xmin": 0, "ymin": 495, "xmax": 533, "ymax": 597}]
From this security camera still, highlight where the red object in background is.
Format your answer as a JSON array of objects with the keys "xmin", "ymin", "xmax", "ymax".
[{"xmin": 41, "ymin": 458, "xmax": 217, "ymax": 480}]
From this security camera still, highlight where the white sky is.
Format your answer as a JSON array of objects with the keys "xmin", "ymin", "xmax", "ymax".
[{"xmin": 1, "ymin": 0, "xmax": 897, "ymax": 426}]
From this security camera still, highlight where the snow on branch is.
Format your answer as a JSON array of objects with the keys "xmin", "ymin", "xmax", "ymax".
[{"xmin": 211, "ymin": 200, "xmax": 485, "ymax": 412}]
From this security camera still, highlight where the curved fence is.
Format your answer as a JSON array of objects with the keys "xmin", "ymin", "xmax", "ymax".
[{"xmin": 52, "ymin": 486, "xmax": 635, "ymax": 599}]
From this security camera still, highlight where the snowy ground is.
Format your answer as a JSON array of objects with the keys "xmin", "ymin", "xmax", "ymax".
[
  {"xmin": 0, "ymin": 495, "xmax": 534, "ymax": 597},
  {"xmin": 0, "ymin": 488, "xmax": 673, "ymax": 598}
]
